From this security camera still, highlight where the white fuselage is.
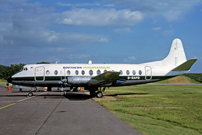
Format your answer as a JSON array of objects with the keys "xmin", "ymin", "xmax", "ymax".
[{"xmin": 8, "ymin": 38, "xmax": 196, "ymax": 92}]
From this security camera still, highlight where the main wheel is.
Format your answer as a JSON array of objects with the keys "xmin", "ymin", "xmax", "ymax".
[{"xmin": 96, "ymin": 92, "xmax": 103, "ymax": 98}]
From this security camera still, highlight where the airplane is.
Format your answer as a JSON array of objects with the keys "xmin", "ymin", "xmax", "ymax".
[{"xmin": 7, "ymin": 38, "xmax": 197, "ymax": 98}]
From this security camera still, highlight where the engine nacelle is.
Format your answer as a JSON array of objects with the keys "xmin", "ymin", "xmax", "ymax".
[{"xmin": 68, "ymin": 77, "xmax": 91, "ymax": 85}]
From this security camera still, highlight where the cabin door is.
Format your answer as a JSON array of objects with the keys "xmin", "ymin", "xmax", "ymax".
[
  {"xmin": 62, "ymin": 69, "xmax": 67, "ymax": 82},
  {"xmin": 60, "ymin": 69, "xmax": 66, "ymax": 81},
  {"xmin": 145, "ymin": 66, "xmax": 152, "ymax": 80},
  {"xmin": 35, "ymin": 66, "xmax": 45, "ymax": 81}
]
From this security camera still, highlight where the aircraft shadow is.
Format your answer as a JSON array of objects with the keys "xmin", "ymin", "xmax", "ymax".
[
  {"xmin": 64, "ymin": 93, "xmax": 91, "ymax": 101},
  {"xmin": 36, "ymin": 92, "xmax": 91, "ymax": 101},
  {"xmin": 0, "ymin": 92, "xmax": 91, "ymax": 101}
]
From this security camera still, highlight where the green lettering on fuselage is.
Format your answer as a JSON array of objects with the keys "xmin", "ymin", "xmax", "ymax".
[{"xmin": 83, "ymin": 67, "xmax": 110, "ymax": 69}]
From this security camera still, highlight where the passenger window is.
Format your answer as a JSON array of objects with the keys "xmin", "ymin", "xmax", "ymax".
[
  {"xmin": 104, "ymin": 70, "xmax": 107, "ymax": 73},
  {"xmin": 139, "ymin": 70, "xmax": 142, "ymax": 75},
  {"xmin": 132, "ymin": 70, "xmax": 136, "ymax": 75},
  {"xmin": 89, "ymin": 70, "xmax": 93, "ymax": 75},
  {"xmin": 126, "ymin": 70, "xmax": 130, "ymax": 75},
  {"xmin": 46, "ymin": 70, "xmax": 50, "ymax": 75},
  {"xmin": 97, "ymin": 70, "xmax": 101, "ymax": 75},
  {"xmin": 82, "ymin": 70, "xmax": 85, "ymax": 75},
  {"xmin": 75, "ymin": 70, "xmax": 79, "ymax": 75},
  {"xmin": 67, "ymin": 70, "xmax": 71, "ymax": 75},
  {"xmin": 120, "ymin": 70, "xmax": 123, "ymax": 75},
  {"xmin": 54, "ymin": 70, "xmax": 58, "ymax": 75}
]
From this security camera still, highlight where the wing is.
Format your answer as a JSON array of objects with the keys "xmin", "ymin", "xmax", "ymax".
[{"xmin": 87, "ymin": 71, "xmax": 120, "ymax": 86}]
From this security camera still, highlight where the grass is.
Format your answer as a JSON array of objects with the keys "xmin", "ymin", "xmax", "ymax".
[
  {"xmin": 0, "ymin": 79, "xmax": 7, "ymax": 86},
  {"xmin": 0, "ymin": 79, "xmax": 6, "ymax": 83},
  {"xmin": 98, "ymin": 85, "xmax": 202, "ymax": 135},
  {"xmin": 156, "ymin": 75, "xmax": 200, "ymax": 84}
]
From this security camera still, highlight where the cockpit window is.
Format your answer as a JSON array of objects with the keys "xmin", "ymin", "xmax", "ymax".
[{"xmin": 21, "ymin": 67, "xmax": 28, "ymax": 71}]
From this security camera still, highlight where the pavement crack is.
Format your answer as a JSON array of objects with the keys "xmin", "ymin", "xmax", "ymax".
[{"xmin": 35, "ymin": 97, "xmax": 63, "ymax": 135}]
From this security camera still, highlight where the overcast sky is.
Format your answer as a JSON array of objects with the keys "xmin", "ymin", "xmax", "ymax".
[{"xmin": 0, "ymin": 0, "xmax": 202, "ymax": 73}]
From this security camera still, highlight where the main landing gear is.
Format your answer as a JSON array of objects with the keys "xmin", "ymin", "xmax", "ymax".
[
  {"xmin": 89, "ymin": 87, "xmax": 106, "ymax": 98},
  {"xmin": 96, "ymin": 91, "xmax": 103, "ymax": 98}
]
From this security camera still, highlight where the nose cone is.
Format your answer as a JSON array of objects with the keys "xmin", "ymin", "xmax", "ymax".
[{"xmin": 7, "ymin": 77, "xmax": 12, "ymax": 83}]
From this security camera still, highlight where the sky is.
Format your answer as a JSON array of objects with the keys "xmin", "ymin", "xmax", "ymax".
[{"xmin": 0, "ymin": 0, "xmax": 202, "ymax": 73}]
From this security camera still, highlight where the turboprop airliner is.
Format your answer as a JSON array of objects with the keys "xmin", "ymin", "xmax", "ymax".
[{"xmin": 7, "ymin": 38, "xmax": 197, "ymax": 98}]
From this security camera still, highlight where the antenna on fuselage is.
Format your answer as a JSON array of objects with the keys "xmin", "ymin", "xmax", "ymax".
[{"xmin": 55, "ymin": 61, "xmax": 59, "ymax": 64}]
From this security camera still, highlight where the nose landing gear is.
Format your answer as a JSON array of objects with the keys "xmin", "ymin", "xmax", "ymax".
[{"xmin": 28, "ymin": 91, "xmax": 33, "ymax": 97}]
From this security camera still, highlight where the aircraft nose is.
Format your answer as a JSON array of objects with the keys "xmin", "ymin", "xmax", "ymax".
[{"xmin": 7, "ymin": 77, "xmax": 12, "ymax": 83}]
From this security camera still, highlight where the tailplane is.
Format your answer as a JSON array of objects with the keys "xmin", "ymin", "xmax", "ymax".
[
  {"xmin": 171, "ymin": 59, "xmax": 197, "ymax": 71},
  {"xmin": 162, "ymin": 38, "xmax": 187, "ymax": 66}
]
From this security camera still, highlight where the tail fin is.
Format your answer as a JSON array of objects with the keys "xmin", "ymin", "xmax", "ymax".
[{"xmin": 162, "ymin": 38, "xmax": 187, "ymax": 66}]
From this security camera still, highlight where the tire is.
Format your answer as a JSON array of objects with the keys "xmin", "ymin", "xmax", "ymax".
[
  {"xmin": 96, "ymin": 92, "xmax": 103, "ymax": 98},
  {"xmin": 28, "ymin": 92, "xmax": 33, "ymax": 97}
]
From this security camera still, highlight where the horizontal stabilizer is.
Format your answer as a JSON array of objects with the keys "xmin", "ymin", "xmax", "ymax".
[{"xmin": 171, "ymin": 59, "xmax": 197, "ymax": 71}]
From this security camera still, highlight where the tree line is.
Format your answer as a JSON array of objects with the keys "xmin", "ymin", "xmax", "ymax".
[
  {"xmin": 0, "ymin": 62, "xmax": 50, "ymax": 80},
  {"xmin": 184, "ymin": 73, "xmax": 202, "ymax": 83},
  {"xmin": 0, "ymin": 63, "xmax": 25, "ymax": 80}
]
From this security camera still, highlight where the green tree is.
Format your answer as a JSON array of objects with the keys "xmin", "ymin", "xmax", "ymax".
[
  {"xmin": 0, "ymin": 63, "xmax": 25, "ymax": 80},
  {"xmin": 0, "ymin": 65, "xmax": 9, "ymax": 80},
  {"xmin": 36, "ymin": 61, "xmax": 50, "ymax": 64}
]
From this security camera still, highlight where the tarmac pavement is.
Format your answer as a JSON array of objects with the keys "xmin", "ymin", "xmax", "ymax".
[{"xmin": 0, "ymin": 86, "xmax": 142, "ymax": 135}]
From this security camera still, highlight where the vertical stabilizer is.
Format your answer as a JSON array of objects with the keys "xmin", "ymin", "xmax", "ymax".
[{"xmin": 162, "ymin": 38, "xmax": 187, "ymax": 66}]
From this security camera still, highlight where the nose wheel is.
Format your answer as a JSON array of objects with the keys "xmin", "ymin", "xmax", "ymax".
[{"xmin": 28, "ymin": 91, "xmax": 33, "ymax": 97}]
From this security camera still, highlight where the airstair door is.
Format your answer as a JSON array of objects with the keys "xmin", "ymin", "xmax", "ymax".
[
  {"xmin": 145, "ymin": 66, "xmax": 152, "ymax": 80},
  {"xmin": 35, "ymin": 66, "xmax": 45, "ymax": 81}
]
